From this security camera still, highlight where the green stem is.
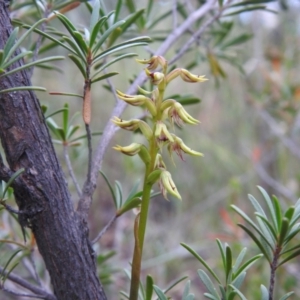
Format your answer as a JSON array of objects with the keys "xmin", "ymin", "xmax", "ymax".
[{"xmin": 129, "ymin": 139, "xmax": 158, "ymax": 300}]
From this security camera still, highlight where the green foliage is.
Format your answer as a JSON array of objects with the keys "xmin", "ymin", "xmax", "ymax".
[
  {"xmin": 182, "ymin": 241, "xmax": 262, "ymax": 299},
  {"xmin": 232, "ymin": 187, "xmax": 300, "ymax": 267}
]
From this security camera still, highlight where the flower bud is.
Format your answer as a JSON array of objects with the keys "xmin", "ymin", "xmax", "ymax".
[
  {"xmin": 113, "ymin": 143, "xmax": 143, "ymax": 156},
  {"xmin": 116, "ymin": 90, "xmax": 149, "ymax": 106},
  {"xmin": 138, "ymin": 120, "xmax": 153, "ymax": 140},
  {"xmin": 145, "ymin": 68, "xmax": 165, "ymax": 85},
  {"xmin": 112, "ymin": 117, "xmax": 140, "ymax": 131},
  {"xmin": 136, "ymin": 56, "xmax": 167, "ymax": 71},
  {"xmin": 154, "ymin": 154, "xmax": 166, "ymax": 169},
  {"xmin": 155, "ymin": 121, "xmax": 174, "ymax": 147}
]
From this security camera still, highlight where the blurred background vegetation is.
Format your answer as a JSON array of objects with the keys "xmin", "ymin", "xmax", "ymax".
[{"xmin": 1, "ymin": 0, "xmax": 300, "ymax": 299}]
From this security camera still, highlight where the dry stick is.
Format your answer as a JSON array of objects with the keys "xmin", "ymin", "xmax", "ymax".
[
  {"xmin": 91, "ymin": 215, "xmax": 117, "ymax": 245},
  {"xmin": 63, "ymin": 145, "xmax": 82, "ymax": 197},
  {"xmin": 0, "ymin": 266, "xmax": 56, "ymax": 300},
  {"xmin": 1, "ymin": 287, "xmax": 50, "ymax": 299},
  {"xmin": 77, "ymin": 0, "xmax": 217, "ymax": 219}
]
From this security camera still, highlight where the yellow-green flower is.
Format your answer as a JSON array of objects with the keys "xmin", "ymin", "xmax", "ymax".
[
  {"xmin": 168, "ymin": 102, "xmax": 199, "ymax": 126},
  {"xmin": 166, "ymin": 68, "xmax": 207, "ymax": 84},
  {"xmin": 136, "ymin": 56, "xmax": 167, "ymax": 72},
  {"xmin": 158, "ymin": 170, "xmax": 181, "ymax": 200},
  {"xmin": 168, "ymin": 135, "xmax": 203, "ymax": 161},
  {"xmin": 155, "ymin": 121, "xmax": 174, "ymax": 147}
]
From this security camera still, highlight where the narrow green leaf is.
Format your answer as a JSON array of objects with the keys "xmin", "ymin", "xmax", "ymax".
[
  {"xmin": 284, "ymin": 223, "xmax": 300, "ymax": 245},
  {"xmin": 45, "ymin": 108, "xmax": 67, "ymax": 119},
  {"xmin": 228, "ymin": 285, "xmax": 247, "ymax": 300},
  {"xmin": 89, "ymin": 16, "xmax": 108, "ymax": 48},
  {"xmin": 284, "ymin": 206, "xmax": 295, "ymax": 221},
  {"xmin": 233, "ymin": 254, "xmax": 262, "ymax": 280},
  {"xmin": 62, "ymin": 103, "xmax": 69, "ymax": 135},
  {"xmin": 255, "ymin": 213, "xmax": 277, "ymax": 242},
  {"xmin": 99, "ymin": 170, "xmax": 116, "ymax": 207},
  {"xmin": 2, "ymin": 28, "xmax": 19, "ymax": 63},
  {"xmin": 1, "ymin": 249, "xmax": 22, "ymax": 277},
  {"xmin": 69, "ymin": 131, "xmax": 102, "ymax": 142},
  {"xmin": 223, "ymin": 6, "xmax": 267, "ymax": 17},
  {"xmin": 221, "ymin": 34, "xmax": 253, "ymax": 49},
  {"xmin": 182, "ymin": 280, "xmax": 191, "ymax": 299},
  {"xmin": 0, "ymin": 86, "xmax": 46, "ymax": 94},
  {"xmin": 125, "ymin": 181, "xmax": 141, "ymax": 203},
  {"xmin": 232, "ymin": 205, "xmax": 274, "ymax": 249},
  {"xmin": 278, "ymin": 218, "xmax": 290, "ymax": 247},
  {"xmin": 197, "ymin": 270, "xmax": 220, "ymax": 299},
  {"xmin": 67, "ymin": 125, "xmax": 80, "ymax": 140},
  {"xmin": 237, "ymin": 224, "xmax": 272, "ymax": 262},
  {"xmin": 260, "ymin": 285, "xmax": 269, "ymax": 300},
  {"xmin": 21, "ymin": 25, "xmax": 77, "ymax": 55},
  {"xmin": 279, "ymin": 292, "xmax": 295, "ymax": 300},
  {"xmin": 145, "ymin": 275, "xmax": 154, "ymax": 300},
  {"xmin": 232, "ymin": 248, "xmax": 246, "ymax": 274},
  {"xmin": 115, "ymin": 180, "xmax": 123, "ymax": 208},
  {"xmin": 125, "ymin": 0, "xmax": 135, "ymax": 13},
  {"xmin": 2, "ymin": 50, "xmax": 32, "ymax": 69},
  {"xmin": 62, "ymin": 37, "xmax": 86, "ymax": 62},
  {"xmin": 203, "ymin": 294, "xmax": 219, "ymax": 300},
  {"xmin": 231, "ymin": 272, "xmax": 246, "ymax": 290},
  {"xmin": 49, "ymin": 92, "xmax": 83, "ymax": 98},
  {"xmin": 89, "ymin": 0, "xmax": 101, "ymax": 33},
  {"xmin": 68, "ymin": 54, "xmax": 87, "ymax": 78},
  {"xmin": 3, "ymin": 169, "xmax": 25, "ymax": 197},
  {"xmin": 92, "ymin": 20, "xmax": 126, "ymax": 54},
  {"xmin": 146, "ymin": 0, "xmax": 154, "ymax": 19},
  {"xmin": 231, "ymin": 0, "xmax": 275, "ymax": 7},
  {"xmin": 147, "ymin": 9, "xmax": 172, "ymax": 30},
  {"xmin": 219, "ymin": 285, "xmax": 226, "ymax": 300},
  {"xmin": 93, "ymin": 39, "xmax": 149, "ymax": 64},
  {"xmin": 281, "ymin": 244, "xmax": 300, "ymax": 255},
  {"xmin": 278, "ymin": 248, "xmax": 300, "ymax": 267},
  {"xmin": 72, "ymin": 31, "xmax": 88, "ymax": 54},
  {"xmin": 91, "ymin": 72, "xmax": 119, "ymax": 84},
  {"xmin": 5, "ymin": 19, "xmax": 46, "ymax": 64},
  {"xmin": 93, "ymin": 53, "xmax": 137, "ymax": 76},
  {"xmin": 163, "ymin": 276, "xmax": 188, "ymax": 294},
  {"xmin": 216, "ymin": 239, "xmax": 226, "ymax": 273},
  {"xmin": 116, "ymin": 197, "xmax": 141, "ymax": 216},
  {"xmin": 0, "ymin": 50, "xmax": 4, "ymax": 65},
  {"xmin": 108, "ymin": 9, "xmax": 145, "ymax": 47},
  {"xmin": 55, "ymin": 13, "xmax": 77, "ymax": 35},
  {"xmin": 0, "ymin": 56, "xmax": 65, "ymax": 78},
  {"xmin": 181, "ymin": 243, "xmax": 221, "ymax": 284},
  {"xmin": 225, "ymin": 245, "xmax": 232, "ymax": 282},
  {"xmin": 272, "ymin": 195, "xmax": 282, "ymax": 231},
  {"xmin": 113, "ymin": 0, "xmax": 122, "ymax": 23},
  {"xmin": 153, "ymin": 285, "xmax": 168, "ymax": 300}
]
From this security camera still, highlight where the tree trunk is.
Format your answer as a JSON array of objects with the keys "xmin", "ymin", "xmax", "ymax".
[{"xmin": 0, "ymin": 3, "xmax": 107, "ymax": 300}]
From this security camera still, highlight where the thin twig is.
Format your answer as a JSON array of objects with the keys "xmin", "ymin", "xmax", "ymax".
[
  {"xmin": 77, "ymin": 0, "xmax": 217, "ymax": 219},
  {"xmin": 169, "ymin": 2, "xmax": 233, "ymax": 66},
  {"xmin": 28, "ymin": 251, "xmax": 42, "ymax": 287},
  {"xmin": 63, "ymin": 145, "xmax": 81, "ymax": 197},
  {"xmin": 91, "ymin": 215, "xmax": 117, "ymax": 245},
  {"xmin": 0, "ymin": 266, "xmax": 56, "ymax": 300},
  {"xmin": 1, "ymin": 287, "xmax": 50, "ymax": 299}
]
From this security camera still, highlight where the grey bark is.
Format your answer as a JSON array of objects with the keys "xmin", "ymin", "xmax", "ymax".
[{"xmin": 0, "ymin": 2, "xmax": 107, "ymax": 299}]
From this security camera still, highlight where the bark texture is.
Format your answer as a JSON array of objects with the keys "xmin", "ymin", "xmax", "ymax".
[{"xmin": 0, "ymin": 3, "xmax": 107, "ymax": 299}]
